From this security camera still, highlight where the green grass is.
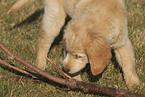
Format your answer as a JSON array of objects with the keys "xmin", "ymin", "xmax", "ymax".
[{"xmin": 0, "ymin": 0, "xmax": 145, "ymax": 96}]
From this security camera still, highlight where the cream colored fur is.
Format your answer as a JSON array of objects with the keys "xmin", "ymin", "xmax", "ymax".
[{"xmin": 7, "ymin": 0, "xmax": 140, "ymax": 88}]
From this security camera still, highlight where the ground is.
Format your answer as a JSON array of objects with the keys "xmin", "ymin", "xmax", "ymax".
[{"xmin": 0, "ymin": 0, "xmax": 144, "ymax": 96}]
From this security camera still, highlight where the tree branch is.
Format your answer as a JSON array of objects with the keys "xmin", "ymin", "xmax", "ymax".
[
  {"xmin": 0, "ymin": 41, "xmax": 144, "ymax": 97},
  {"xmin": 0, "ymin": 58, "xmax": 36, "ymax": 78},
  {"xmin": 46, "ymin": 57, "xmax": 72, "ymax": 79}
]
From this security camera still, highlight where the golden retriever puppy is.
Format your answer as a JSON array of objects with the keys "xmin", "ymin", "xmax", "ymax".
[
  {"xmin": 7, "ymin": 0, "xmax": 140, "ymax": 88},
  {"xmin": 63, "ymin": 0, "xmax": 140, "ymax": 88}
]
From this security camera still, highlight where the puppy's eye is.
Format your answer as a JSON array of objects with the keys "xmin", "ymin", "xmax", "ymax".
[{"xmin": 73, "ymin": 54, "xmax": 82, "ymax": 59}]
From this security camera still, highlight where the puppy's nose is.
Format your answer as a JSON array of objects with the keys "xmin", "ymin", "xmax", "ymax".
[{"xmin": 62, "ymin": 67, "xmax": 70, "ymax": 73}]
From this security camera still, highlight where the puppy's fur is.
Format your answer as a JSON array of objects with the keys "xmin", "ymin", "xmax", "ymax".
[{"xmin": 7, "ymin": 0, "xmax": 140, "ymax": 88}]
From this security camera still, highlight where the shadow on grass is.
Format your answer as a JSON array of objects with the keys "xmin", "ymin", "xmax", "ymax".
[
  {"xmin": 111, "ymin": 49, "xmax": 125, "ymax": 83},
  {"xmin": 10, "ymin": 8, "xmax": 72, "ymax": 51},
  {"xmin": 13, "ymin": 9, "xmax": 44, "ymax": 28},
  {"xmin": 111, "ymin": 49, "xmax": 123, "ymax": 74}
]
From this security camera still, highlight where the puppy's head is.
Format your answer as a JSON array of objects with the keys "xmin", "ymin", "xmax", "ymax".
[{"xmin": 63, "ymin": 20, "xmax": 111, "ymax": 75}]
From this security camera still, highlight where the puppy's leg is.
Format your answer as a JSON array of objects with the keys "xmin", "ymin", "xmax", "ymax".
[
  {"xmin": 35, "ymin": 0, "xmax": 66, "ymax": 70},
  {"xmin": 114, "ymin": 38, "xmax": 140, "ymax": 88}
]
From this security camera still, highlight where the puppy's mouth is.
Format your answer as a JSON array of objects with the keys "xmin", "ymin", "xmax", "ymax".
[{"xmin": 62, "ymin": 67, "xmax": 81, "ymax": 77}]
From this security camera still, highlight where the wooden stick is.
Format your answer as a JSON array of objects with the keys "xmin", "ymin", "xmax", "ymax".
[
  {"xmin": 46, "ymin": 57, "xmax": 72, "ymax": 79},
  {"xmin": 0, "ymin": 73, "xmax": 41, "ymax": 82},
  {"xmin": 0, "ymin": 41, "xmax": 67, "ymax": 85},
  {"xmin": 0, "ymin": 41, "xmax": 144, "ymax": 97},
  {"xmin": 0, "ymin": 58, "xmax": 36, "ymax": 78}
]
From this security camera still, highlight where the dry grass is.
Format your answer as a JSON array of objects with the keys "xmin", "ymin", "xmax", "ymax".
[{"xmin": 0, "ymin": 0, "xmax": 144, "ymax": 96}]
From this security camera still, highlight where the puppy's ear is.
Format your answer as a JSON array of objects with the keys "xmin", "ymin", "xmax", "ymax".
[{"xmin": 85, "ymin": 33, "xmax": 112, "ymax": 75}]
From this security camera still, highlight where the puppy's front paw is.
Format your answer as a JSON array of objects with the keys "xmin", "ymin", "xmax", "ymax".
[
  {"xmin": 35, "ymin": 59, "xmax": 47, "ymax": 71},
  {"xmin": 125, "ymin": 75, "xmax": 140, "ymax": 89}
]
